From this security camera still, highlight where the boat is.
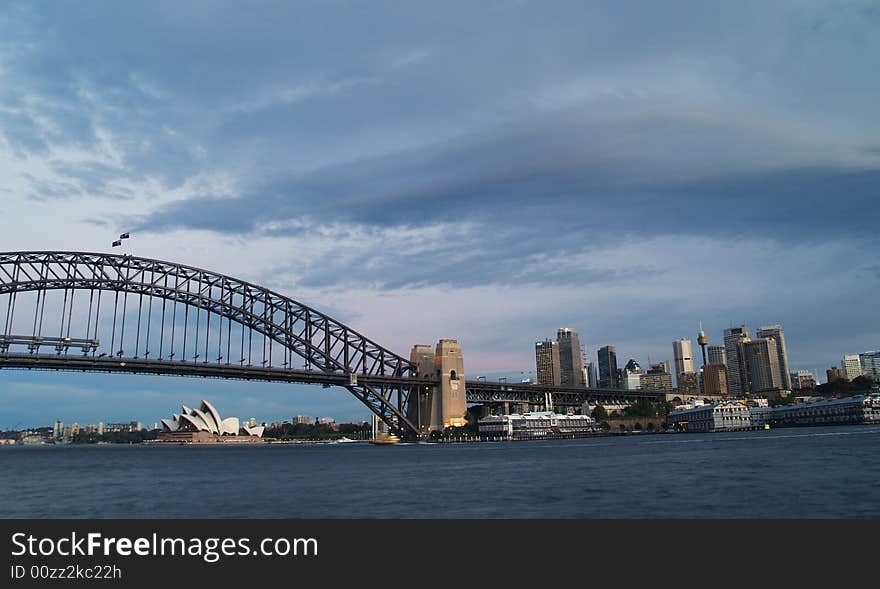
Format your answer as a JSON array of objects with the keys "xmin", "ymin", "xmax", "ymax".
[
  {"xmin": 763, "ymin": 423, "xmax": 771, "ymax": 430},
  {"xmin": 369, "ymin": 432, "xmax": 401, "ymax": 445}
]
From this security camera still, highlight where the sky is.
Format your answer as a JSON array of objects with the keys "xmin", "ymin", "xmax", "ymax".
[{"xmin": 1, "ymin": 1, "xmax": 878, "ymax": 428}]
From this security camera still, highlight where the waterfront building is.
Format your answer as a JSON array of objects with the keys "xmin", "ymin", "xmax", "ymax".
[
  {"xmin": 598, "ymin": 345, "xmax": 618, "ymax": 388},
  {"xmin": 672, "ymin": 339, "xmax": 695, "ymax": 381},
  {"xmin": 159, "ymin": 399, "xmax": 265, "ymax": 443},
  {"xmin": 702, "ymin": 364, "xmax": 728, "ymax": 396},
  {"xmin": 535, "ymin": 339, "xmax": 561, "ymax": 386},
  {"xmin": 749, "ymin": 395, "xmax": 880, "ymax": 428},
  {"xmin": 478, "ymin": 411, "xmax": 597, "ymax": 440},
  {"xmin": 667, "ymin": 401, "xmax": 751, "ymax": 432},
  {"xmin": 756, "ymin": 325, "xmax": 792, "ymax": 390},
  {"xmin": 723, "ymin": 326, "xmax": 750, "ymax": 396},
  {"xmin": 743, "ymin": 338, "xmax": 785, "ymax": 395},
  {"xmin": 790, "ymin": 370, "xmax": 817, "ymax": 391},
  {"xmin": 53, "ymin": 420, "xmax": 62, "ymax": 439},
  {"xmin": 708, "ymin": 345, "xmax": 726, "ymax": 367},
  {"xmin": 841, "ymin": 355, "xmax": 863, "ymax": 380},
  {"xmin": 557, "ymin": 328, "xmax": 585, "ymax": 387},
  {"xmin": 859, "ymin": 351, "xmax": 880, "ymax": 382}
]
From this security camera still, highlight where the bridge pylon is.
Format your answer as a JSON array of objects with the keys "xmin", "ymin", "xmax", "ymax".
[{"xmin": 408, "ymin": 340, "xmax": 467, "ymax": 438}]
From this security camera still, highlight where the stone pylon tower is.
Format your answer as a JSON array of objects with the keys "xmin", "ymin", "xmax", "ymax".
[{"xmin": 408, "ymin": 339, "xmax": 467, "ymax": 435}]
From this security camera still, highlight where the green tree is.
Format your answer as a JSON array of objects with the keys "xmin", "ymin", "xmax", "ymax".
[{"xmin": 591, "ymin": 404, "xmax": 608, "ymax": 421}]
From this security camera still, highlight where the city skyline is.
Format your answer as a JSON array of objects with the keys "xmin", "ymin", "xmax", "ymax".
[{"xmin": 1, "ymin": 1, "xmax": 878, "ymax": 425}]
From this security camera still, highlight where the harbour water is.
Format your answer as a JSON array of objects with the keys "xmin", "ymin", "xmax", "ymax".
[{"xmin": 2, "ymin": 425, "xmax": 879, "ymax": 518}]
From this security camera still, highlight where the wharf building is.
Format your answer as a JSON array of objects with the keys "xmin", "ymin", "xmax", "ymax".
[
  {"xmin": 667, "ymin": 401, "xmax": 752, "ymax": 432},
  {"xmin": 749, "ymin": 395, "xmax": 880, "ymax": 428},
  {"xmin": 478, "ymin": 411, "xmax": 597, "ymax": 440},
  {"xmin": 598, "ymin": 345, "xmax": 619, "ymax": 388}
]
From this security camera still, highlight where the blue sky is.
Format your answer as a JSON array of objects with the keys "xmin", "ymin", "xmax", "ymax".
[{"xmin": 1, "ymin": 1, "xmax": 878, "ymax": 428}]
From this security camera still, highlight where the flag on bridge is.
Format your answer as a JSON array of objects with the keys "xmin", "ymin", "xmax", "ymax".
[
  {"xmin": 112, "ymin": 240, "xmax": 122, "ymax": 247},
  {"xmin": 119, "ymin": 232, "xmax": 130, "ymax": 239}
]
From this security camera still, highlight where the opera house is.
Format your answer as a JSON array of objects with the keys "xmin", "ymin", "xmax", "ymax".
[{"xmin": 156, "ymin": 399, "xmax": 266, "ymax": 444}]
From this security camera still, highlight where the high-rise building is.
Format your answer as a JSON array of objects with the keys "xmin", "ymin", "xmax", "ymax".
[
  {"xmin": 841, "ymin": 355, "xmax": 863, "ymax": 381},
  {"xmin": 723, "ymin": 326, "xmax": 750, "ymax": 395},
  {"xmin": 703, "ymin": 364, "xmax": 729, "ymax": 395},
  {"xmin": 677, "ymin": 372, "xmax": 699, "ymax": 396},
  {"xmin": 53, "ymin": 420, "xmax": 63, "ymax": 439},
  {"xmin": 708, "ymin": 345, "xmax": 726, "ymax": 367},
  {"xmin": 672, "ymin": 339, "xmax": 695, "ymax": 381},
  {"xmin": 294, "ymin": 415, "xmax": 312, "ymax": 425},
  {"xmin": 597, "ymin": 346, "xmax": 618, "ymax": 388},
  {"xmin": 860, "ymin": 351, "xmax": 880, "ymax": 382},
  {"xmin": 557, "ymin": 328, "xmax": 585, "ymax": 387},
  {"xmin": 790, "ymin": 370, "xmax": 817, "ymax": 390},
  {"xmin": 743, "ymin": 338, "xmax": 784, "ymax": 394},
  {"xmin": 535, "ymin": 339, "xmax": 561, "ymax": 386},
  {"xmin": 757, "ymin": 325, "xmax": 792, "ymax": 390},
  {"xmin": 97, "ymin": 421, "xmax": 104, "ymax": 436},
  {"xmin": 826, "ymin": 366, "xmax": 846, "ymax": 383},
  {"xmin": 640, "ymin": 362, "xmax": 673, "ymax": 392},
  {"xmin": 584, "ymin": 361, "xmax": 598, "ymax": 388}
]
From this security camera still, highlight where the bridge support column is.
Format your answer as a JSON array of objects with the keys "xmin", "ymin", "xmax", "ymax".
[{"xmin": 408, "ymin": 339, "xmax": 467, "ymax": 436}]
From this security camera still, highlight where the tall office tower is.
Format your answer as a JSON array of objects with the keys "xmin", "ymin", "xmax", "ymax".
[
  {"xmin": 641, "ymin": 363, "xmax": 674, "ymax": 392},
  {"xmin": 557, "ymin": 328, "xmax": 586, "ymax": 387},
  {"xmin": 535, "ymin": 339, "xmax": 561, "ymax": 386},
  {"xmin": 703, "ymin": 364, "xmax": 729, "ymax": 395},
  {"xmin": 97, "ymin": 421, "xmax": 104, "ymax": 436},
  {"xmin": 790, "ymin": 370, "xmax": 817, "ymax": 390},
  {"xmin": 584, "ymin": 361, "xmax": 599, "ymax": 388},
  {"xmin": 826, "ymin": 366, "xmax": 846, "ymax": 383},
  {"xmin": 841, "ymin": 355, "xmax": 863, "ymax": 380},
  {"xmin": 757, "ymin": 325, "xmax": 792, "ymax": 390},
  {"xmin": 859, "ymin": 351, "xmax": 880, "ymax": 382},
  {"xmin": 677, "ymin": 372, "xmax": 699, "ymax": 395},
  {"xmin": 723, "ymin": 326, "xmax": 751, "ymax": 395},
  {"xmin": 672, "ymin": 339, "xmax": 695, "ymax": 384},
  {"xmin": 597, "ymin": 345, "xmax": 618, "ymax": 388},
  {"xmin": 53, "ymin": 420, "xmax": 63, "ymax": 439},
  {"xmin": 708, "ymin": 345, "xmax": 726, "ymax": 367},
  {"xmin": 743, "ymin": 338, "xmax": 784, "ymax": 394}
]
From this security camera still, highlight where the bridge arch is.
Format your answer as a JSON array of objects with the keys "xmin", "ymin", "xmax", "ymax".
[{"xmin": 0, "ymin": 251, "xmax": 419, "ymax": 437}]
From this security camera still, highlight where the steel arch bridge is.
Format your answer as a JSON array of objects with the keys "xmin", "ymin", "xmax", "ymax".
[{"xmin": 0, "ymin": 251, "xmax": 421, "ymax": 437}]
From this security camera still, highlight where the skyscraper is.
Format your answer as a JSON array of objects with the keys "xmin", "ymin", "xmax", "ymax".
[
  {"xmin": 703, "ymin": 364, "xmax": 729, "ymax": 395},
  {"xmin": 585, "ymin": 361, "xmax": 598, "ymax": 388},
  {"xmin": 597, "ymin": 345, "xmax": 618, "ymax": 388},
  {"xmin": 557, "ymin": 328, "xmax": 585, "ymax": 387},
  {"xmin": 535, "ymin": 339, "xmax": 561, "ymax": 386},
  {"xmin": 841, "ymin": 355, "xmax": 863, "ymax": 380},
  {"xmin": 743, "ymin": 338, "xmax": 784, "ymax": 394},
  {"xmin": 708, "ymin": 345, "xmax": 726, "ymax": 366},
  {"xmin": 859, "ymin": 351, "xmax": 880, "ymax": 382},
  {"xmin": 723, "ymin": 326, "xmax": 750, "ymax": 396},
  {"xmin": 757, "ymin": 325, "xmax": 792, "ymax": 390},
  {"xmin": 672, "ymin": 339, "xmax": 695, "ymax": 385}
]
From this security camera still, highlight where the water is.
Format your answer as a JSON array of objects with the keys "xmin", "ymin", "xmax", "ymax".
[{"xmin": 2, "ymin": 425, "xmax": 879, "ymax": 518}]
